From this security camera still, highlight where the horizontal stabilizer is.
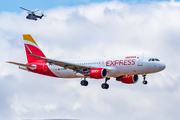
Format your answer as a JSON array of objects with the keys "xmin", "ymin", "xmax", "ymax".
[{"xmin": 6, "ymin": 61, "xmax": 35, "ymax": 68}]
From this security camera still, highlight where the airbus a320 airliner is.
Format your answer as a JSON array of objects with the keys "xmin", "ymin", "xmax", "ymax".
[{"xmin": 7, "ymin": 34, "xmax": 166, "ymax": 89}]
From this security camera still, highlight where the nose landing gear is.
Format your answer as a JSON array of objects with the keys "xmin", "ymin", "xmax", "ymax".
[{"xmin": 142, "ymin": 74, "xmax": 148, "ymax": 85}]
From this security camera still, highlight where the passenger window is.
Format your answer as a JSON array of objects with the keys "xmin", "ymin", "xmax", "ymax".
[{"xmin": 152, "ymin": 59, "xmax": 154, "ymax": 61}]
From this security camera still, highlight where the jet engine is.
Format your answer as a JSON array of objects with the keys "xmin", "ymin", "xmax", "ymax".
[
  {"xmin": 116, "ymin": 75, "xmax": 138, "ymax": 84},
  {"xmin": 89, "ymin": 68, "xmax": 107, "ymax": 79}
]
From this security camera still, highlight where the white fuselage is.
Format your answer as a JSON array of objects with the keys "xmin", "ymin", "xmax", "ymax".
[{"xmin": 46, "ymin": 54, "xmax": 166, "ymax": 78}]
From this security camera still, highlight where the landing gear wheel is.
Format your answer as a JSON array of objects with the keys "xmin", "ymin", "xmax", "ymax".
[
  {"xmin": 142, "ymin": 80, "xmax": 148, "ymax": 85},
  {"xmin": 80, "ymin": 80, "xmax": 88, "ymax": 86},
  {"xmin": 101, "ymin": 83, "xmax": 109, "ymax": 89},
  {"xmin": 101, "ymin": 77, "xmax": 110, "ymax": 89},
  {"xmin": 142, "ymin": 74, "xmax": 148, "ymax": 85}
]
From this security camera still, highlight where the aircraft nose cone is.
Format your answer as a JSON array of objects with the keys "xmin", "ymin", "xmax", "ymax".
[{"xmin": 159, "ymin": 62, "xmax": 166, "ymax": 71}]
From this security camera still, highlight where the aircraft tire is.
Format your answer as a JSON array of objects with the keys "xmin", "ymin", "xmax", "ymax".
[
  {"xmin": 101, "ymin": 83, "xmax": 109, "ymax": 89},
  {"xmin": 80, "ymin": 80, "xmax": 88, "ymax": 86},
  {"xmin": 143, "ymin": 80, "xmax": 148, "ymax": 85}
]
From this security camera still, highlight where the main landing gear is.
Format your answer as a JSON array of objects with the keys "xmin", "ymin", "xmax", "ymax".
[
  {"xmin": 101, "ymin": 78, "xmax": 110, "ymax": 89},
  {"xmin": 80, "ymin": 76, "xmax": 88, "ymax": 86},
  {"xmin": 142, "ymin": 74, "xmax": 148, "ymax": 85},
  {"xmin": 80, "ymin": 76, "xmax": 110, "ymax": 89}
]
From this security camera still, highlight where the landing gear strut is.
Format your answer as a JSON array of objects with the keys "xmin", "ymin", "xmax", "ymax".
[
  {"xmin": 101, "ymin": 78, "xmax": 110, "ymax": 89},
  {"xmin": 142, "ymin": 74, "xmax": 148, "ymax": 85},
  {"xmin": 80, "ymin": 76, "xmax": 88, "ymax": 86}
]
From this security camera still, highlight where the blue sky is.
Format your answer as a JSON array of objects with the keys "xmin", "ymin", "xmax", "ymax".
[{"xmin": 0, "ymin": 0, "xmax": 172, "ymax": 13}]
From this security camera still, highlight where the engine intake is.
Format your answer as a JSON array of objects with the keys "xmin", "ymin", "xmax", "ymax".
[
  {"xmin": 116, "ymin": 75, "xmax": 138, "ymax": 84},
  {"xmin": 89, "ymin": 68, "xmax": 107, "ymax": 79}
]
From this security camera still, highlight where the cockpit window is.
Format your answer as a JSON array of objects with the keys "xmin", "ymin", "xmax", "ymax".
[
  {"xmin": 148, "ymin": 58, "xmax": 160, "ymax": 62},
  {"xmin": 155, "ymin": 59, "xmax": 160, "ymax": 61}
]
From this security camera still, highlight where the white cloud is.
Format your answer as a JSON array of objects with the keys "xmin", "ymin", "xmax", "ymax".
[{"xmin": 1, "ymin": 1, "xmax": 180, "ymax": 120}]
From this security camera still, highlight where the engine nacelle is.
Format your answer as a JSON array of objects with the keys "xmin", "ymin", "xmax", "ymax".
[
  {"xmin": 89, "ymin": 68, "xmax": 107, "ymax": 79},
  {"xmin": 116, "ymin": 75, "xmax": 138, "ymax": 84}
]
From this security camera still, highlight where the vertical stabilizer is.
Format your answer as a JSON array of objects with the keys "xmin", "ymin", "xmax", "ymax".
[{"xmin": 23, "ymin": 34, "xmax": 46, "ymax": 63}]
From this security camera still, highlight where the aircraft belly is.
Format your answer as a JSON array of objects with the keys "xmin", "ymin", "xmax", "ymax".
[{"xmin": 49, "ymin": 67, "xmax": 83, "ymax": 78}]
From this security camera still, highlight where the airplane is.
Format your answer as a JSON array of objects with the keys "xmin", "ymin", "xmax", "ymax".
[
  {"xmin": 7, "ymin": 34, "xmax": 166, "ymax": 89},
  {"xmin": 20, "ymin": 7, "xmax": 45, "ymax": 21}
]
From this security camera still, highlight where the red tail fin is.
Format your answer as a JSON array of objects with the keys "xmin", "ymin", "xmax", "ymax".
[{"xmin": 23, "ymin": 34, "xmax": 46, "ymax": 63}]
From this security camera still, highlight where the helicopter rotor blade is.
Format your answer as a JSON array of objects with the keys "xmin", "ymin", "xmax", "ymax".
[
  {"xmin": 20, "ymin": 7, "xmax": 32, "ymax": 12},
  {"xmin": 33, "ymin": 9, "xmax": 40, "ymax": 13}
]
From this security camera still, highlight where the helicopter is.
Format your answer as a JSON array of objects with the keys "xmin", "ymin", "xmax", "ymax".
[{"xmin": 20, "ymin": 7, "xmax": 45, "ymax": 21}]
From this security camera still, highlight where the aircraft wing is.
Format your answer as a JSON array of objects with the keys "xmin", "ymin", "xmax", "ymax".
[{"xmin": 30, "ymin": 54, "xmax": 96, "ymax": 71}]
